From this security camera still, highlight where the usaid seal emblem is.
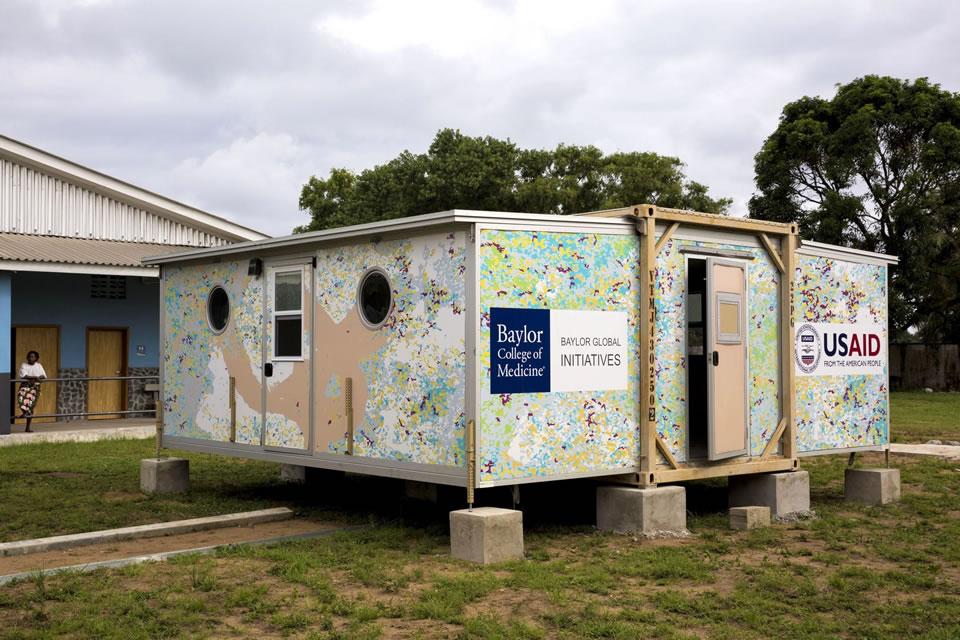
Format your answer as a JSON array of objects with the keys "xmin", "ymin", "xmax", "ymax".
[{"xmin": 795, "ymin": 323, "xmax": 821, "ymax": 374}]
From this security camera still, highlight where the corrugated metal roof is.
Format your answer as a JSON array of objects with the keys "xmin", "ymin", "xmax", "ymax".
[
  {"xmin": 0, "ymin": 135, "xmax": 269, "ymax": 243},
  {"xmin": 0, "ymin": 233, "xmax": 187, "ymax": 268}
]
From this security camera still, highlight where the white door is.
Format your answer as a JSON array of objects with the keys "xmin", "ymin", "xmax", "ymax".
[
  {"xmin": 263, "ymin": 260, "xmax": 312, "ymax": 452},
  {"xmin": 706, "ymin": 258, "xmax": 748, "ymax": 460}
]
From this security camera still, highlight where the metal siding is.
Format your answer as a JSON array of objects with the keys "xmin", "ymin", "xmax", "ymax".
[{"xmin": 0, "ymin": 158, "xmax": 231, "ymax": 247}]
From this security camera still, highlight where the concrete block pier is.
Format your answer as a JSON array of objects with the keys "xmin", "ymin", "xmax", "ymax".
[
  {"xmin": 450, "ymin": 507, "xmax": 524, "ymax": 564},
  {"xmin": 728, "ymin": 470, "xmax": 810, "ymax": 517},
  {"xmin": 140, "ymin": 458, "xmax": 189, "ymax": 493},
  {"xmin": 596, "ymin": 485, "xmax": 687, "ymax": 535},
  {"xmin": 845, "ymin": 468, "xmax": 900, "ymax": 505}
]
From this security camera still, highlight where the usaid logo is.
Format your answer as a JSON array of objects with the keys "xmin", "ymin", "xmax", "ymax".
[
  {"xmin": 795, "ymin": 323, "xmax": 821, "ymax": 374},
  {"xmin": 823, "ymin": 331, "xmax": 881, "ymax": 357},
  {"xmin": 795, "ymin": 322, "xmax": 885, "ymax": 377}
]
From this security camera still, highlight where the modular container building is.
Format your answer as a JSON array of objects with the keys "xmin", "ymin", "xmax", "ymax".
[{"xmin": 145, "ymin": 205, "xmax": 897, "ymax": 495}]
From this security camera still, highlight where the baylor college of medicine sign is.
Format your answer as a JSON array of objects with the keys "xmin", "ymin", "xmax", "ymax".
[{"xmin": 490, "ymin": 307, "xmax": 628, "ymax": 394}]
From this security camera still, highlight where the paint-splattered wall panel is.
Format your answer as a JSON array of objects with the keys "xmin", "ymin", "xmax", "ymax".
[
  {"xmin": 795, "ymin": 254, "xmax": 889, "ymax": 453},
  {"xmin": 314, "ymin": 231, "xmax": 467, "ymax": 467},
  {"xmin": 163, "ymin": 261, "xmax": 263, "ymax": 443},
  {"xmin": 655, "ymin": 240, "xmax": 781, "ymax": 462},
  {"xmin": 479, "ymin": 230, "xmax": 641, "ymax": 482}
]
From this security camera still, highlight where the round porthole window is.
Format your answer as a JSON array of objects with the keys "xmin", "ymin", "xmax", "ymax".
[
  {"xmin": 207, "ymin": 285, "xmax": 230, "ymax": 334},
  {"xmin": 357, "ymin": 268, "xmax": 392, "ymax": 329}
]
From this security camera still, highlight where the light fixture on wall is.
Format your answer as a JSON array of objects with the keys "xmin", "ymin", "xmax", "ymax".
[{"xmin": 248, "ymin": 258, "xmax": 262, "ymax": 277}]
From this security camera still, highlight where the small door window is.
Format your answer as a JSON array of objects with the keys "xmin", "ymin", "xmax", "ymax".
[
  {"xmin": 273, "ymin": 269, "xmax": 303, "ymax": 358},
  {"xmin": 715, "ymin": 293, "xmax": 742, "ymax": 344}
]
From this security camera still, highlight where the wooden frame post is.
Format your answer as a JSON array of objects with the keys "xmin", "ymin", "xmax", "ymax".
[
  {"xmin": 758, "ymin": 233, "xmax": 786, "ymax": 274},
  {"xmin": 466, "ymin": 419, "xmax": 476, "ymax": 508},
  {"xmin": 654, "ymin": 222, "xmax": 680, "ymax": 254},
  {"xmin": 637, "ymin": 206, "xmax": 658, "ymax": 485},
  {"xmin": 617, "ymin": 205, "xmax": 798, "ymax": 486},
  {"xmin": 780, "ymin": 228, "xmax": 798, "ymax": 460},
  {"xmin": 229, "ymin": 376, "xmax": 237, "ymax": 442},
  {"xmin": 345, "ymin": 377, "xmax": 354, "ymax": 456}
]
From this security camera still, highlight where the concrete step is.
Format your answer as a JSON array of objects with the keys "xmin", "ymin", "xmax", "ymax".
[{"xmin": 0, "ymin": 507, "xmax": 293, "ymax": 557}]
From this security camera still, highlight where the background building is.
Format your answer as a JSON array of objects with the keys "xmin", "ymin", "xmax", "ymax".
[{"xmin": 0, "ymin": 135, "xmax": 268, "ymax": 434}]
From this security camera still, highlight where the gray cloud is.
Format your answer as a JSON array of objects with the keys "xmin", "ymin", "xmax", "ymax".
[{"xmin": 2, "ymin": 0, "xmax": 958, "ymax": 236}]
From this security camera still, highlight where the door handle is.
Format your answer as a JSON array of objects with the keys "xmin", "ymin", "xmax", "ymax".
[
  {"xmin": 712, "ymin": 351, "xmax": 719, "ymax": 366},
  {"xmin": 264, "ymin": 363, "xmax": 273, "ymax": 377}
]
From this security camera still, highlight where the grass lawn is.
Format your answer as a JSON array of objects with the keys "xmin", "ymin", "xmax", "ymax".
[
  {"xmin": 890, "ymin": 391, "xmax": 960, "ymax": 443},
  {"xmin": 0, "ymin": 451, "xmax": 957, "ymax": 639},
  {"xmin": 0, "ymin": 391, "xmax": 958, "ymax": 639},
  {"xmin": 0, "ymin": 439, "xmax": 373, "ymax": 543}
]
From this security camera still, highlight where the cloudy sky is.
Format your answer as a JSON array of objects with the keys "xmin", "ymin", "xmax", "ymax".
[{"xmin": 2, "ymin": 0, "xmax": 958, "ymax": 238}]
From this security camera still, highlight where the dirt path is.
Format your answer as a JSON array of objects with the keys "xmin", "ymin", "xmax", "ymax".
[{"xmin": 0, "ymin": 518, "xmax": 339, "ymax": 576}]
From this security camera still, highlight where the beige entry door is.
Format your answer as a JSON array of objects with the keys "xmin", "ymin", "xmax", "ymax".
[
  {"xmin": 13, "ymin": 326, "xmax": 59, "ymax": 423},
  {"xmin": 263, "ymin": 260, "xmax": 312, "ymax": 452},
  {"xmin": 88, "ymin": 328, "xmax": 127, "ymax": 420},
  {"xmin": 706, "ymin": 258, "xmax": 748, "ymax": 460}
]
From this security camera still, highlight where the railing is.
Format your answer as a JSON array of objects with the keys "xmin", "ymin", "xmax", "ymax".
[{"xmin": 10, "ymin": 375, "xmax": 159, "ymax": 421}]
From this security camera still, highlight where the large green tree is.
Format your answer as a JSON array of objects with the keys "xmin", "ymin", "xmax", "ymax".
[
  {"xmin": 297, "ymin": 128, "xmax": 730, "ymax": 232},
  {"xmin": 750, "ymin": 76, "xmax": 960, "ymax": 341}
]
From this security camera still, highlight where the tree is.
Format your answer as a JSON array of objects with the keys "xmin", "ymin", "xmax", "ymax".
[
  {"xmin": 297, "ymin": 129, "xmax": 730, "ymax": 233},
  {"xmin": 750, "ymin": 76, "xmax": 960, "ymax": 341}
]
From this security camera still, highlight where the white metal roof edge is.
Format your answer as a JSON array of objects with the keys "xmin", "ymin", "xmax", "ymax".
[
  {"xmin": 0, "ymin": 259, "xmax": 158, "ymax": 277},
  {"xmin": 0, "ymin": 135, "xmax": 269, "ymax": 243},
  {"xmin": 797, "ymin": 240, "xmax": 899, "ymax": 266},
  {"xmin": 142, "ymin": 209, "xmax": 637, "ymax": 265}
]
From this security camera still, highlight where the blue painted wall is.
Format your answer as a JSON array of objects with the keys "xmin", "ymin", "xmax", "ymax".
[
  {"xmin": 11, "ymin": 273, "xmax": 159, "ymax": 368},
  {"xmin": 0, "ymin": 272, "xmax": 11, "ymax": 374}
]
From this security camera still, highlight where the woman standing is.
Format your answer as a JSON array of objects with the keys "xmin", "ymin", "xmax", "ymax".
[{"xmin": 18, "ymin": 350, "xmax": 46, "ymax": 432}]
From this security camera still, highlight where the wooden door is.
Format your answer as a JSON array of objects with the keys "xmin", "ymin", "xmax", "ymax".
[
  {"xmin": 87, "ymin": 328, "xmax": 127, "ymax": 420},
  {"xmin": 706, "ymin": 259, "xmax": 748, "ymax": 460},
  {"xmin": 13, "ymin": 326, "xmax": 59, "ymax": 424}
]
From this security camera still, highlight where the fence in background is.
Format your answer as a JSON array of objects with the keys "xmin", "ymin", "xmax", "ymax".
[{"xmin": 890, "ymin": 344, "xmax": 960, "ymax": 391}]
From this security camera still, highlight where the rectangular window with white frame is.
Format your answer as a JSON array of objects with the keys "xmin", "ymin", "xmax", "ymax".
[{"xmin": 273, "ymin": 268, "xmax": 303, "ymax": 359}]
